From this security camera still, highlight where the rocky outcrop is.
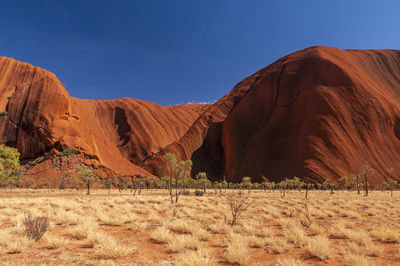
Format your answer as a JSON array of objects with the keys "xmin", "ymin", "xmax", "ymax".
[
  {"xmin": 0, "ymin": 56, "xmax": 208, "ymax": 177},
  {"xmin": 2, "ymin": 46, "xmax": 400, "ymax": 184},
  {"xmin": 146, "ymin": 46, "xmax": 400, "ymax": 183}
]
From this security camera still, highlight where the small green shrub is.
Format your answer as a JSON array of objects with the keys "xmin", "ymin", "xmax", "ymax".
[
  {"xmin": 31, "ymin": 156, "xmax": 45, "ymax": 166},
  {"xmin": 57, "ymin": 148, "xmax": 76, "ymax": 157}
]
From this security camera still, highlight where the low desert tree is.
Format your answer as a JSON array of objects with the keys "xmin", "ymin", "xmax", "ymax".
[
  {"xmin": 361, "ymin": 163, "xmax": 373, "ymax": 196},
  {"xmin": 2, "ymin": 170, "xmax": 23, "ymax": 188},
  {"xmin": 373, "ymin": 183, "xmax": 381, "ymax": 191},
  {"xmin": 160, "ymin": 176, "xmax": 170, "ymax": 190},
  {"xmin": 261, "ymin": 182, "xmax": 268, "ymax": 191},
  {"xmin": 221, "ymin": 175, "xmax": 228, "ymax": 193},
  {"xmin": 304, "ymin": 183, "xmax": 314, "ymax": 199},
  {"xmin": 222, "ymin": 179, "xmax": 228, "ymax": 191},
  {"xmin": 181, "ymin": 176, "xmax": 190, "ymax": 190},
  {"xmin": 58, "ymin": 175, "xmax": 70, "ymax": 190},
  {"xmin": 341, "ymin": 176, "xmax": 356, "ymax": 191},
  {"xmin": 278, "ymin": 179, "xmax": 288, "ymax": 197},
  {"xmin": 0, "ymin": 145, "xmax": 20, "ymax": 187},
  {"xmin": 241, "ymin": 177, "xmax": 252, "ymax": 193},
  {"xmin": 214, "ymin": 179, "xmax": 228, "ymax": 196},
  {"xmin": 321, "ymin": 180, "xmax": 329, "ymax": 191},
  {"xmin": 77, "ymin": 165, "xmax": 99, "ymax": 195},
  {"xmin": 19, "ymin": 176, "xmax": 35, "ymax": 189},
  {"xmin": 338, "ymin": 176, "xmax": 350, "ymax": 190},
  {"xmin": 351, "ymin": 174, "xmax": 361, "ymax": 195},
  {"xmin": 146, "ymin": 176, "xmax": 158, "ymax": 191},
  {"xmin": 132, "ymin": 174, "xmax": 144, "ymax": 196},
  {"xmin": 0, "ymin": 145, "xmax": 20, "ymax": 174},
  {"xmin": 41, "ymin": 177, "xmax": 52, "ymax": 189},
  {"xmin": 68, "ymin": 175, "xmax": 83, "ymax": 190},
  {"xmin": 381, "ymin": 168, "xmax": 397, "ymax": 197},
  {"xmin": 104, "ymin": 176, "xmax": 116, "ymax": 195},
  {"xmin": 224, "ymin": 191, "xmax": 253, "ymax": 227},
  {"xmin": 46, "ymin": 176, "xmax": 58, "ymax": 190},
  {"xmin": 195, "ymin": 172, "xmax": 208, "ymax": 194},
  {"xmin": 116, "ymin": 176, "xmax": 128, "ymax": 192},
  {"xmin": 252, "ymin": 182, "xmax": 260, "ymax": 190},
  {"xmin": 288, "ymin": 176, "xmax": 303, "ymax": 191},
  {"xmin": 321, "ymin": 180, "xmax": 335, "ymax": 194},
  {"xmin": 261, "ymin": 176, "xmax": 268, "ymax": 191},
  {"xmin": 187, "ymin": 176, "xmax": 198, "ymax": 189},
  {"xmin": 329, "ymin": 183, "xmax": 335, "ymax": 194},
  {"xmin": 262, "ymin": 181, "xmax": 276, "ymax": 192},
  {"xmin": 35, "ymin": 178, "xmax": 45, "ymax": 189},
  {"xmin": 213, "ymin": 181, "xmax": 221, "ymax": 195},
  {"xmin": 161, "ymin": 152, "xmax": 192, "ymax": 216}
]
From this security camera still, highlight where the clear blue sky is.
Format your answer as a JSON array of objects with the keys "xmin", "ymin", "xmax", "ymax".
[{"xmin": 0, "ymin": 1, "xmax": 399, "ymax": 106}]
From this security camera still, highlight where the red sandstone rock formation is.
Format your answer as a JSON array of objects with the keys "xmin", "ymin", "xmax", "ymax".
[
  {"xmin": 2, "ymin": 46, "xmax": 400, "ymax": 184},
  {"xmin": 146, "ymin": 46, "xmax": 400, "ymax": 184},
  {"xmin": 0, "ymin": 56, "xmax": 208, "ymax": 178}
]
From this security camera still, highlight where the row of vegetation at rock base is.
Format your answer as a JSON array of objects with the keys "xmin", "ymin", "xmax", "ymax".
[
  {"xmin": 1, "ymin": 146, "xmax": 400, "ymax": 249},
  {"xmin": 0, "ymin": 145, "xmax": 399, "ymax": 197}
]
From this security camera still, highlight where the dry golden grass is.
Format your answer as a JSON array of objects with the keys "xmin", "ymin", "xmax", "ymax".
[
  {"xmin": 175, "ymin": 247, "xmax": 216, "ymax": 266},
  {"xmin": 224, "ymin": 233, "xmax": 250, "ymax": 264},
  {"xmin": 4, "ymin": 236, "xmax": 33, "ymax": 254},
  {"xmin": 95, "ymin": 233, "xmax": 135, "ymax": 259},
  {"xmin": 245, "ymin": 234, "xmax": 267, "ymax": 248},
  {"xmin": 0, "ymin": 189, "xmax": 399, "ymax": 265},
  {"xmin": 306, "ymin": 235, "xmax": 333, "ymax": 260},
  {"xmin": 344, "ymin": 252, "xmax": 375, "ymax": 266},
  {"xmin": 151, "ymin": 225, "xmax": 172, "ymax": 244},
  {"xmin": 43, "ymin": 234, "xmax": 71, "ymax": 249},
  {"xmin": 346, "ymin": 241, "xmax": 384, "ymax": 257},
  {"xmin": 167, "ymin": 235, "xmax": 200, "ymax": 253},
  {"xmin": 283, "ymin": 223, "xmax": 307, "ymax": 247},
  {"xmin": 274, "ymin": 258, "xmax": 309, "ymax": 266},
  {"xmin": 166, "ymin": 219, "xmax": 201, "ymax": 234},
  {"xmin": 67, "ymin": 218, "xmax": 98, "ymax": 239},
  {"xmin": 195, "ymin": 228, "xmax": 212, "ymax": 241},
  {"xmin": 371, "ymin": 226, "xmax": 400, "ymax": 243},
  {"xmin": 269, "ymin": 237, "xmax": 291, "ymax": 254}
]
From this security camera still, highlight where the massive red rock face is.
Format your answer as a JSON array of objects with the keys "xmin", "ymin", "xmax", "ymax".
[
  {"xmin": 146, "ymin": 46, "xmax": 400, "ymax": 183},
  {"xmin": 1, "ymin": 46, "xmax": 400, "ymax": 184},
  {"xmin": 219, "ymin": 47, "xmax": 400, "ymax": 183},
  {"xmin": 0, "ymin": 56, "xmax": 208, "ymax": 177}
]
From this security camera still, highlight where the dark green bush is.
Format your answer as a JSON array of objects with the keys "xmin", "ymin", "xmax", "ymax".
[
  {"xmin": 32, "ymin": 156, "xmax": 45, "ymax": 166},
  {"xmin": 57, "ymin": 148, "xmax": 76, "ymax": 157}
]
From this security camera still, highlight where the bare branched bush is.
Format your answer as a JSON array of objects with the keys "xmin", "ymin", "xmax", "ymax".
[
  {"xmin": 296, "ymin": 203, "xmax": 313, "ymax": 228},
  {"xmin": 194, "ymin": 190, "xmax": 204, "ymax": 196},
  {"xmin": 160, "ymin": 153, "xmax": 193, "ymax": 217},
  {"xmin": 181, "ymin": 189, "xmax": 191, "ymax": 196},
  {"xmin": 23, "ymin": 215, "xmax": 49, "ymax": 241},
  {"xmin": 224, "ymin": 191, "xmax": 253, "ymax": 227}
]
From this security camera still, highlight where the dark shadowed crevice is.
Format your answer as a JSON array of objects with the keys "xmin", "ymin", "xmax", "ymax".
[
  {"xmin": 190, "ymin": 122, "xmax": 225, "ymax": 181},
  {"xmin": 394, "ymin": 117, "xmax": 400, "ymax": 141},
  {"xmin": 114, "ymin": 107, "xmax": 132, "ymax": 147}
]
